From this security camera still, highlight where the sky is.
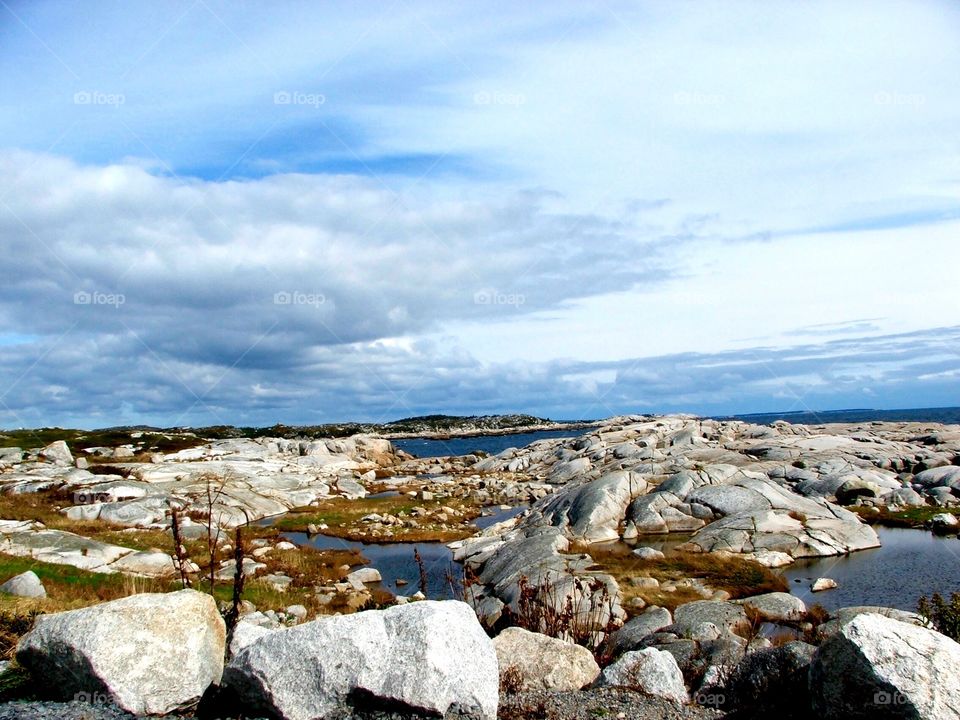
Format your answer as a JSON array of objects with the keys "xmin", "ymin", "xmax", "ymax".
[{"xmin": 0, "ymin": 0, "xmax": 958, "ymax": 428}]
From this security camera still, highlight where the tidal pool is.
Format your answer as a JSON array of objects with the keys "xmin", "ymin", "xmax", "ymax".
[
  {"xmin": 783, "ymin": 527, "xmax": 960, "ymax": 612},
  {"xmin": 275, "ymin": 504, "xmax": 526, "ymax": 598}
]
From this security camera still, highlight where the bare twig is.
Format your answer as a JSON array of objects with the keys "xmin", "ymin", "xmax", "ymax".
[
  {"xmin": 414, "ymin": 548, "xmax": 429, "ymax": 597},
  {"xmin": 170, "ymin": 507, "xmax": 192, "ymax": 589},
  {"xmin": 223, "ymin": 524, "xmax": 247, "ymax": 660}
]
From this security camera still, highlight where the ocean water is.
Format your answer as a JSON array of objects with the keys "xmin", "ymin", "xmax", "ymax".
[
  {"xmin": 723, "ymin": 405, "xmax": 960, "ymax": 427},
  {"xmin": 392, "ymin": 427, "xmax": 589, "ymax": 459},
  {"xmin": 393, "ymin": 407, "xmax": 960, "ymax": 459}
]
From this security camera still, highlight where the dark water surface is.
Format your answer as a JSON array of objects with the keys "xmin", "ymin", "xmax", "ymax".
[
  {"xmin": 723, "ymin": 405, "xmax": 960, "ymax": 426},
  {"xmin": 783, "ymin": 528, "xmax": 960, "ymax": 612},
  {"xmin": 392, "ymin": 427, "xmax": 590, "ymax": 459},
  {"xmin": 277, "ymin": 505, "xmax": 525, "ymax": 598},
  {"xmin": 392, "ymin": 407, "xmax": 959, "ymax": 459},
  {"xmin": 282, "ymin": 529, "xmax": 460, "ymax": 598}
]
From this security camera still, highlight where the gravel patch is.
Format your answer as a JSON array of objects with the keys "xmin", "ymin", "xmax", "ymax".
[
  {"xmin": 0, "ymin": 700, "xmax": 138, "ymax": 720},
  {"xmin": 1, "ymin": 689, "xmax": 726, "ymax": 720},
  {"xmin": 499, "ymin": 688, "xmax": 724, "ymax": 720}
]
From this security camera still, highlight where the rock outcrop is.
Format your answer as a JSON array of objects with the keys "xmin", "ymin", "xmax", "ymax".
[
  {"xmin": 0, "ymin": 570, "xmax": 46, "ymax": 598},
  {"xmin": 222, "ymin": 600, "xmax": 498, "ymax": 720},
  {"xmin": 16, "ymin": 590, "xmax": 225, "ymax": 716},
  {"xmin": 456, "ymin": 414, "xmax": 960, "ymax": 623},
  {"xmin": 809, "ymin": 612, "xmax": 960, "ymax": 719},
  {"xmin": 596, "ymin": 647, "xmax": 689, "ymax": 704},
  {"xmin": 0, "ymin": 435, "xmax": 404, "ymax": 532},
  {"xmin": 493, "ymin": 626, "xmax": 600, "ymax": 691}
]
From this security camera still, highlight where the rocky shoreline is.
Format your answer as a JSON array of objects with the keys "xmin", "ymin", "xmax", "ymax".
[{"xmin": 0, "ymin": 413, "xmax": 958, "ymax": 718}]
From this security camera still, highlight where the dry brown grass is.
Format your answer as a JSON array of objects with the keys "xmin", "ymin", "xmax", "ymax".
[
  {"xmin": 84, "ymin": 452, "xmax": 155, "ymax": 466},
  {"xmin": 0, "ymin": 487, "xmax": 401, "ymax": 625},
  {"xmin": 579, "ymin": 544, "xmax": 788, "ymax": 613},
  {"xmin": 274, "ymin": 495, "xmax": 481, "ymax": 543},
  {"xmin": 265, "ymin": 546, "xmax": 365, "ymax": 587}
]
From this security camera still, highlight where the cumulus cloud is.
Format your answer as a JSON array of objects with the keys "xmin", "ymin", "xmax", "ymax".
[
  {"xmin": 1, "ymin": 282, "xmax": 957, "ymax": 428},
  {"xmin": 1, "ymin": 2, "xmax": 959, "ymax": 427},
  {"xmin": 0, "ymin": 151, "xmax": 696, "ymax": 357}
]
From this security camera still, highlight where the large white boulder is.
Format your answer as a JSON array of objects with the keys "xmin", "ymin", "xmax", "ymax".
[
  {"xmin": 530, "ymin": 470, "xmax": 648, "ymax": 543},
  {"xmin": 16, "ymin": 590, "xmax": 225, "ymax": 715},
  {"xmin": 493, "ymin": 626, "xmax": 600, "ymax": 691},
  {"xmin": 39, "ymin": 440, "xmax": 73, "ymax": 465},
  {"xmin": 222, "ymin": 600, "xmax": 498, "ymax": 720},
  {"xmin": 597, "ymin": 647, "xmax": 689, "ymax": 704},
  {"xmin": 809, "ymin": 612, "xmax": 960, "ymax": 719},
  {"xmin": 0, "ymin": 447, "xmax": 22, "ymax": 465}
]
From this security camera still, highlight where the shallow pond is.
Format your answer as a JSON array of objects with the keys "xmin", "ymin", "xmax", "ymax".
[
  {"xmin": 275, "ymin": 504, "xmax": 526, "ymax": 598},
  {"xmin": 282, "ymin": 529, "xmax": 461, "ymax": 598},
  {"xmin": 783, "ymin": 527, "xmax": 960, "ymax": 612},
  {"xmin": 272, "ymin": 510, "xmax": 960, "ymax": 612}
]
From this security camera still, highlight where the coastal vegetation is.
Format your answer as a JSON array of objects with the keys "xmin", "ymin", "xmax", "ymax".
[
  {"xmin": 272, "ymin": 494, "xmax": 483, "ymax": 543},
  {"xmin": 850, "ymin": 504, "xmax": 960, "ymax": 529},
  {"xmin": 0, "ymin": 414, "xmax": 564, "ymax": 451},
  {"xmin": 579, "ymin": 543, "xmax": 789, "ymax": 613}
]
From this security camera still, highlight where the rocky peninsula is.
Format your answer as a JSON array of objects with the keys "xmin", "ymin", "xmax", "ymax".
[{"xmin": 0, "ymin": 413, "xmax": 958, "ymax": 719}]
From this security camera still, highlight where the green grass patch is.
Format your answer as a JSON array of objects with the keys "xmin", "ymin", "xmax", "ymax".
[
  {"xmin": 849, "ymin": 504, "xmax": 960, "ymax": 529},
  {"xmin": 273, "ymin": 496, "xmax": 480, "ymax": 543},
  {"xmin": 580, "ymin": 544, "xmax": 789, "ymax": 613},
  {"xmin": 0, "ymin": 428, "xmax": 205, "ymax": 455}
]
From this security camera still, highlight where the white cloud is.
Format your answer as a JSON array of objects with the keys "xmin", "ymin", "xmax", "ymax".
[{"xmin": 1, "ymin": 2, "xmax": 959, "ymax": 425}]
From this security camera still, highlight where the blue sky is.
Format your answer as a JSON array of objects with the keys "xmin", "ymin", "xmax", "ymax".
[{"xmin": 0, "ymin": 0, "xmax": 958, "ymax": 428}]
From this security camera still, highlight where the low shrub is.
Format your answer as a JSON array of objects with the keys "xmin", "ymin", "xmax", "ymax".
[{"xmin": 918, "ymin": 591, "xmax": 960, "ymax": 641}]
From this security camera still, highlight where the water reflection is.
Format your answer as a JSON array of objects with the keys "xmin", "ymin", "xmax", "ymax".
[
  {"xmin": 276, "ymin": 504, "xmax": 526, "ymax": 598},
  {"xmin": 784, "ymin": 528, "xmax": 960, "ymax": 611}
]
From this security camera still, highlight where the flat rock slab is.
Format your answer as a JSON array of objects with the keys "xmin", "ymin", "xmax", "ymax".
[{"xmin": 0, "ymin": 529, "xmax": 133, "ymax": 572}]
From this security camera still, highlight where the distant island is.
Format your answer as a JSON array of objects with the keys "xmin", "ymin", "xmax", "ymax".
[{"xmin": 0, "ymin": 413, "xmax": 596, "ymax": 453}]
